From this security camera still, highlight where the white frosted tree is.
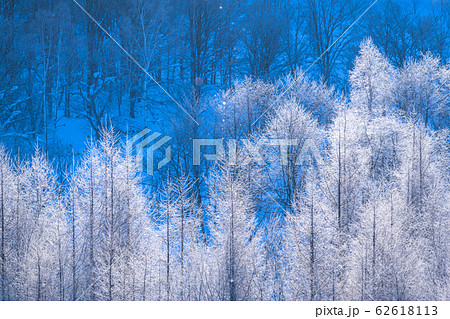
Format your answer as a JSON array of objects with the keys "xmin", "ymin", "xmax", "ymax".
[
  {"xmin": 344, "ymin": 119, "xmax": 449, "ymax": 301},
  {"xmin": 393, "ymin": 121, "xmax": 449, "ymax": 299},
  {"xmin": 342, "ymin": 113, "xmax": 407, "ymax": 300},
  {"xmin": 344, "ymin": 185, "xmax": 412, "ymax": 300},
  {"xmin": 397, "ymin": 53, "xmax": 450, "ymax": 129},
  {"xmin": 311, "ymin": 106, "xmax": 374, "ymax": 300},
  {"xmin": 216, "ymin": 77, "xmax": 277, "ymax": 138},
  {"xmin": 12, "ymin": 149, "xmax": 68, "ymax": 300},
  {"xmin": 264, "ymin": 99, "xmax": 323, "ymax": 212},
  {"xmin": 69, "ymin": 129, "xmax": 154, "ymax": 300},
  {"xmin": 207, "ymin": 159, "xmax": 262, "ymax": 301},
  {"xmin": 278, "ymin": 69, "xmax": 341, "ymax": 125},
  {"xmin": 284, "ymin": 170, "xmax": 336, "ymax": 300},
  {"xmin": 0, "ymin": 147, "xmax": 16, "ymax": 300},
  {"xmin": 349, "ymin": 38, "xmax": 397, "ymax": 115},
  {"xmin": 155, "ymin": 175, "xmax": 205, "ymax": 301}
]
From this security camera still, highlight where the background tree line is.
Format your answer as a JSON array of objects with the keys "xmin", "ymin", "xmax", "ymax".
[{"xmin": 1, "ymin": 0, "xmax": 449, "ymax": 146}]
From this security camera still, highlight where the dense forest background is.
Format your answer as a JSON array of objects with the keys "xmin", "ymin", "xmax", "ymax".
[{"xmin": 0, "ymin": 0, "xmax": 449, "ymax": 301}]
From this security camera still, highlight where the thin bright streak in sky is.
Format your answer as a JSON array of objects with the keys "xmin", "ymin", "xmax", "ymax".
[
  {"xmin": 72, "ymin": 0, "xmax": 200, "ymax": 126},
  {"xmin": 252, "ymin": 0, "xmax": 380, "ymax": 128}
]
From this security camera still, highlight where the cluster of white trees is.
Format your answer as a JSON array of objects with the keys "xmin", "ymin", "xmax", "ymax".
[
  {"xmin": 0, "ymin": 39, "xmax": 448, "ymax": 301},
  {"xmin": 0, "ymin": 129, "xmax": 264, "ymax": 301}
]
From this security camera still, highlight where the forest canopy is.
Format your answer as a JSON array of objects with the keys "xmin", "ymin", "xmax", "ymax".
[{"xmin": 0, "ymin": 0, "xmax": 449, "ymax": 301}]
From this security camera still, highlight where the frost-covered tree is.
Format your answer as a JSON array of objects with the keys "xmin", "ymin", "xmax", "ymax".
[
  {"xmin": 277, "ymin": 69, "xmax": 341, "ymax": 125},
  {"xmin": 311, "ymin": 106, "xmax": 373, "ymax": 299},
  {"xmin": 12, "ymin": 149, "xmax": 67, "ymax": 300},
  {"xmin": 0, "ymin": 147, "xmax": 16, "ymax": 300},
  {"xmin": 216, "ymin": 77, "xmax": 276, "ymax": 138},
  {"xmin": 393, "ymin": 121, "xmax": 449, "ymax": 299},
  {"xmin": 349, "ymin": 38, "xmax": 397, "ymax": 114},
  {"xmin": 207, "ymin": 159, "xmax": 262, "ymax": 301},
  {"xmin": 69, "ymin": 129, "xmax": 153, "ymax": 300},
  {"xmin": 155, "ymin": 175, "xmax": 204, "ymax": 300},
  {"xmin": 264, "ymin": 99, "xmax": 323, "ymax": 211},
  {"xmin": 344, "ymin": 119, "xmax": 449, "ymax": 301},
  {"xmin": 344, "ymin": 185, "xmax": 412, "ymax": 301},
  {"xmin": 397, "ymin": 53, "xmax": 450, "ymax": 129},
  {"xmin": 284, "ymin": 170, "xmax": 336, "ymax": 300}
]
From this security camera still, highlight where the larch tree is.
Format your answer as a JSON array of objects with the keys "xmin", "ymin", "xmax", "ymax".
[
  {"xmin": 208, "ymin": 158, "xmax": 262, "ymax": 301},
  {"xmin": 349, "ymin": 37, "xmax": 397, "ymax": 115},
  {"xmin": 264, "ymin": 98, "xmax": 322, "ymax": 212},
  {"xmin": 69, "ymin": 129, "xmax": 153, "ymax": 300},
  {"xmin": 0, "ymin": 147, "xmax": 16, "ymax": 300},
  {"xmin": 396, "ymin": 53, "xmax": 450, "ymax": 129},
  {"xmin": 284, "ymin": 170, "xmax": 336, "ymax": 300},
  {"xmin": 14, "ymin": 149, "xmax": 66, "ymax": 300}
]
